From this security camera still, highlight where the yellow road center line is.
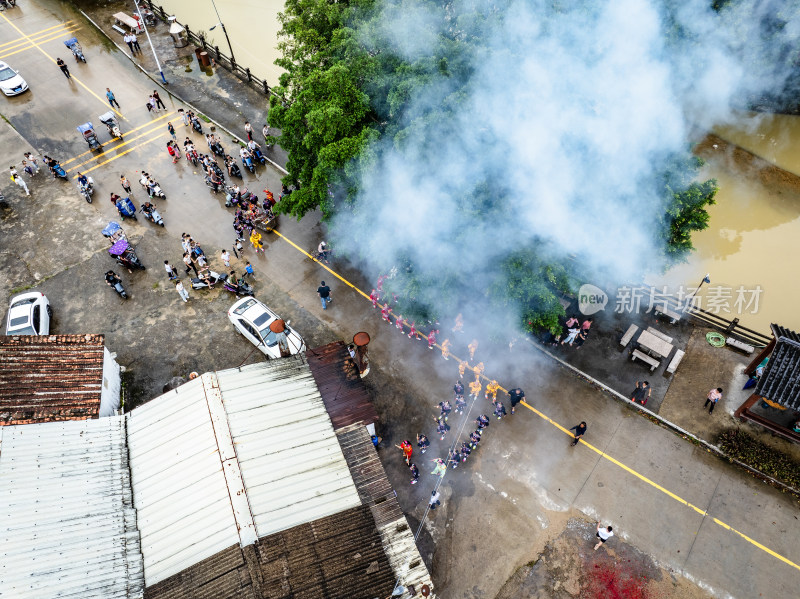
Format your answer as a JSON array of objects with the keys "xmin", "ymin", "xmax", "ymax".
[
  {"xmin": 0, "ymin": 13, "xmax": 124, "ymax": 121},
  {"xmin": 0, "ymin": 25, "xmax": 83, "ymax": 60},
  {"xmin": 73, "ymin": 131, "xmax": 168, "ymax": 176},
  {"xmin": 0, "ymin": 20, "xmax": 74, "ymax": 49},
  {"xmin": 269, "ymin": 226, "xmax": 800, "ymax": 574},
  {"xmin": 63, "ymin": 112, "xmax": 176, "ymax": 167}
]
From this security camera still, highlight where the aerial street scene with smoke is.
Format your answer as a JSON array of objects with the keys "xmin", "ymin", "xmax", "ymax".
[{"xmin": 2, "ymin": 0, "xmax": 800, "ymax": 597}]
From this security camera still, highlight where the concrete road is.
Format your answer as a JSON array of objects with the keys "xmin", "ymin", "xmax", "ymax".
[{"xmin": 1, "ymin": 3, "xmax": 798, "ymax": 599}]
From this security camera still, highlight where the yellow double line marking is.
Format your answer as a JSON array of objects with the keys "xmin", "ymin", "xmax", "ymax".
[
  {"xmin": 72, "ymin": 132, "xmax": 168, "ymax": 177},
  {"xmin": 63, "ymin": 111, "xmax": 176, "ymax": 168},
  {"xmin": 0, "ymin": 13, "xmax": 124, "ymax": 120},
  {"xmin": 0, "ymin": 24, "xmax": 82, "ymax": 60},
  {"xmin": 270, "ymin": 227, "xmax": 800, "ymax": 574},
  {"xmin": 0, "ymin": 20, "xmax": 74, "ymax": 49}
]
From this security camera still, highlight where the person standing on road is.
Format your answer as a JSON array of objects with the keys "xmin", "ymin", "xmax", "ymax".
[
  {"xmin": 131, "ymin": 34, "xmax": 141, "ymax": 54},
  {"xmin": 629, "ymin": 380, "xmax": 651, "ymax": 405},
  {"xmin": 594, "ymin": 523, "xmax": 614, "ymax": 550},
  {"xmin": 10, "ymin": 171, "xmax": 30, "ymax": 196},
  {"xmin": 429, "ymin": 490, "xmax": 442, "ymax": 509},
  {"xmin": 24, "ymin": 152, "xmax": 40, "ymax": 174},
  {"xmin": 396, "ymin": 440, "xmax": 413, "ymax": 465},
  {"xmin": 704, "ymin": 387, "xmax": 723, "ymax": 414},
  {"xmin": 153, "ymin": 90, "xmax": 166, "ymax": 110},
  {"xmin": 124, "ymin": 33, "xmax": 134, "ymax": 53},
  {"xmin": 416, "ymin": 433, "xmax": 429, "ymax": 454},
  {"xmin": 430, "ymin": 459, "xmax": 446, "ymax": 478},
  {"xmin": 249, "ymin": 229, "xmax": 264, "ymax": 253},
  {"xmin": 167, "ymin": 122, "xmax": 176, "ymax": 140},
  {"xmin": 167, "ymin": 141, "xmax": 180, "ymax": 163},
  {"xmin": 317, "ymin": 280, "xmax": 331, "ymax": 309},
  {"xmin": 409, "ymin": 463, "xmax": 419, "ymax": 485},
  {"xmin": 106, "ymin": 88, "xmax": 120, "ymax": 109},
  {"xmin": 120, "ymin": 174, "xmax": 132, "ymax": 194},
  {"xmin": 175, "ymin": 280, "xmax": 190, "ymax": 302},
  {"xmin": 220, "ymin": 249, "xmax": 231, "ymax": 269},
  {"xmin": 508, "ymin": 387, "xmax": 525, "ymax": 414},
  {"xmin": 164, "ymin": 260, "xmax": 179, "ymax": 281},
  {"xmin": 56, "ymin": 58, "xmax": 70, "ymax": 79},
  {"xmin": 183, "ymin": 251, "xmax": 198, "ymax": 276},
  {"xmin": 244, "ymin": 121, "xmax": 253, "ymax": 141},
  {"xmin": 262, "ymin": 123, "xmax": 273, "ymax": 147},
  {"xmin": 569, "ymin": 421, "xmax": 587, "ymax": 446}
]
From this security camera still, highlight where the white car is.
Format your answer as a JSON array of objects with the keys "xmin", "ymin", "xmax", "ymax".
[
  {"xmin": 228, "ymin": 297, "xmax": 306, "ymax": 358},
  {"xmin": 5, "ymin": 292, "xmax": 51, "ymax": 335},
  {"xmin": 0, "ymin": 61, "xmax": 28, "ymax": 96}
]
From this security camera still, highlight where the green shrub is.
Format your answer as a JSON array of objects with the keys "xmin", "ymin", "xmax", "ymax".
[{"xmin": 717, "ymin": 429, "xmax": 800, "ymax": 490}]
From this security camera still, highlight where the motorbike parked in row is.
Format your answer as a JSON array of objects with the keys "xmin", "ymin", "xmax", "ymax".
[
  {"xmin": 105, "ymin": 271, "xmax": 128, "ymax": 299},
  {"xmin": 225, "ymin": 155, "xmax": 242, "ymax": 178},
  {"xmin": 240, "ymin": 148, "xmax": 255, "ymax": 174}
]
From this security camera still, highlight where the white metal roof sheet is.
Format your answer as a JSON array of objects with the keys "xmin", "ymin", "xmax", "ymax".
[
  {"xmin": 126, "ymin": 376, "xmax": 242, "ymax": 587},
  {"xmin": 0, "ymin": 417, "xmax": 143, "ymax": 599},
  {"xmin": 217, "ymin": 358, "xmax": 361, "ymax": 538}
]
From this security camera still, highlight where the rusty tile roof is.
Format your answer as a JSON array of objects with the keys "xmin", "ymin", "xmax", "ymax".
[
  {"xmin": 306, "ymin": 342, "xmax": 379, "ymax": 430},
  {"xmin": 0, "ymin": 334, "xmax": 106, "ymax": 426},
  {"xmin": 144, "ymin": 505, "xmax": 396, "ymax": 599},
  {"xmin": 755, "ymin": 324, "xmax": 800, "ymax": 410}
]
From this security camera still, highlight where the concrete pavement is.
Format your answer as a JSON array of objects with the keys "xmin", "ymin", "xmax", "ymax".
[{"xmin": 1, "ymin": 3, "xmax": 799, "ymax": 598}]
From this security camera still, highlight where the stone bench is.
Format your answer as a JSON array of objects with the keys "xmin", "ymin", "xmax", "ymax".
[
  {"xmin": 646, "ymin": 327, "xmax": 673, "ymax": 344},
  {"xmin": 666, "ymin": 349, "xmax": 684, "ymax": 374},
  {"xmin": 726, "ymin": 337, "xmax": 755, "ymax": 355},
  {"xmin": 620, "ymin": 324, "xmax": 638, "ymax": 347},
  {"xmin": 112, "ymin": 24, "xmax": 127, "ymax": 35},
  {"xmin": 653, "ymin": 303, "xmax": 682, "ymax": 324},
  {"xmin": 632, "ymin": 349, "xmax": 659, "ymax": 371}
]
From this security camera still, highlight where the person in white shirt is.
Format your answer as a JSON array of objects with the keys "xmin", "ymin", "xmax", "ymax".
[{"xmin": 594, "ymin": 522, "xmax": 613, "ymax": 550}]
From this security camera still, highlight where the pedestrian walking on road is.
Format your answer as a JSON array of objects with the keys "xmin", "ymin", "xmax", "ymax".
[
  {"xmin": 120, "ymin": 174, "xmax": 132, "ymax": 194},
  {"xmin": 430, "ymin": 460, "xmax": 446, "ymax": 478},
  {"xmin": 396, "ymin": 440, "xmax": 413, "ymax": 465},
  {"xmin": 508, "ymin": 387, "xmax": 525, "ymax": 414},
  {"xmin": 22, "ymin": 160, "xmax": 35, "ymax": 177},
  {"xmin": 175, "ymin": 281, "xmax": 189, "ymax": 302},
  {"xmin": 244, "ymin": 121, "xmax": 253, "ymax": 141},
  {"xmin": 167, "ymin": 141, "xmax": 180, "ymax": 163},
  {"xmin": 704, "ymin": 387, "xmax": 723, "ymax": 414},
  {"xmin": 153, "ymin": 90, "xmax": 166, "ymax": 110},
  {"xmin": 416, "ymin": 433, "xmax": 429, "ymax": 454},
  {"xmin": 429, "ymin": 490, "xmax": 442, "ymax": 509},
  {"xmin": 232, "ymin": 238, "xmax": 243, "ymax": 258},
  {"xmin": 317, "ymin": 280, "xmax": 332, "ymax": 309},
  {"xmin": 147, "ymin": 95, "xmax": 158, "ymax": 113},
  {"xmin": 249, "ymin": 229, "xmax": 264, "ymax": 253},
  {"xmin": 106, "ymin": 88, "xmax": 120, "ymax": 109},
  {"xmin": 183, "ymin": 251, "xmax": 198, "ymax": 276},
  {"xmin": 262, "ymin": 123, "xmax": 272, "ymax": 146},
  {"xmin": 23, "ymin": 153, "xmax": 40, "ymax": 174},
  {"xmin": 409, "ymin": 463, "xmax": 419, "ymax": 485},
  {"xmin": 124, "ymin": 33, "xmax": 134, "ymax": 53},
  {"xmin": 594, "ymin": 523, "xmax": 614, "ymax": 550},
  {"xmin": 167, "ymin": 122, "xmax": 176, "ymax": 140},
  {"xmin": 569, "ymin": 421, "xmax": 587, "ymax": 446},
  {"xmin": 493, "ymin": 400, "xmax": 507, "ymax": 420},
  {"xmin": 243, "ymin": 261, "xmax": 255, "ymax": 279},
  {"xmin": 434, "ymin": 416, "xmax": 450, "ymax": 441},
  {"xmin": 164, "ymin": 260, "xmax": 179, "ymax": 281},
  {"xmin": 11, "ymin": 172, "xmax": 30, "ymax": 196},
  {"xmin": 131, "ymin": 34, "xmax": 141, "ymax": 54},
  {"xmin": 468, "ymin": 379, "xmax": 482, "ymax": 401},
  {"xmin": 630, "ymin": 380, "xmax": 651, "ymax": 406},
  {"xmin": 221, "ymin": 249, "xmax": 231, "ymax": 268},
  {"xmin": 56, "ymin": 58, "xmax": 70, "ymax": 79}
]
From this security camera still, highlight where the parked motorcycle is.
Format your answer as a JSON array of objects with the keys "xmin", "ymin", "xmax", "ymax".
[
  {"xmin": 105, "ymin": 271, "xmax": 128, "ymax": 299},
  {"xmin": 252, "ymin": 146, "xmax": 267, "ymax": 165},
  {"xmin": 225, "ymin": 155, "xmax": 242, "ymax": 178},
  {"xmin": 190, "ymin": 270, "xmax": 226, "ymax": 290},
  {"xmin": 205, "ymin": 175, "xmax": 223, "ymax": 193},
  {"xmin": 241, "ymin": 153, "xmax": 255, "ymax": 174},
  {"xmin": 191, "ymin": 115, "xmax": 203, "ymax": 134},
  {"xmin": 223, "ymin": 275, "xmax": 254, "ymax": 297}
]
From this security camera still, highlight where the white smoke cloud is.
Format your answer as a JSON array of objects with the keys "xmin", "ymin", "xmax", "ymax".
[{"xmin": 330, "ymin": 0, "xmax": 800, "ymax": 317}]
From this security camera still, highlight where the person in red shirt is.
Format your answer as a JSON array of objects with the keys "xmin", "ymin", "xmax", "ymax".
[{"xmin": 396, "ymin": 440, "xmax": 413, "ymax": 465}]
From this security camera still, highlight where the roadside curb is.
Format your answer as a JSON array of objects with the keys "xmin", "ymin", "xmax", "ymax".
[
  {"xmin": 79, "ymin": 9, "xmax": 288, "ymax": 176},
  {"xmin": 524, "ymin": 337, "xmax": 800, "ymax": 498}
]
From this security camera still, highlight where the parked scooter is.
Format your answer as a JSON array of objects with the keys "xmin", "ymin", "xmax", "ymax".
[
  {"xmin": 252, "ymin": 146, "xmax": 267, "ymax": 165},
  {"xmin": 191, "ymin": 115, "xmax": 203, "ymax": 134},
  {"xmin": 240, "ymin": 150, "xmax": 255, "ymax": 174},
  {"xmin": 223, "ymin": 275, "xmax": 254, "ymax": 297},
  {"xmin": 190, "ymin": 270, "xmax": 225, "ymax": 290},
  {"xmin": 225, "ymin": 155, "xmax": 242, "ymax": 178},
  {"xmin": 205, "ymin": 174, "xmax": 223, "ymax": 193},
  {"xmin": 140, "ymin": 202, "xmax": 164, "ymax": 226},
  {"xmin": 105, "ymin": 271, "xmax": 128, "ymax": 299}
]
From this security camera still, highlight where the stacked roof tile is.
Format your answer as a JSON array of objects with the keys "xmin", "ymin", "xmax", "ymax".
[
  {"xmin": 0, "ymin": 334, "xmax": 106, "ymax": 425},
  {"xmin": 755, "ymin": 324, "xmax": 800, "ymax": 410}
]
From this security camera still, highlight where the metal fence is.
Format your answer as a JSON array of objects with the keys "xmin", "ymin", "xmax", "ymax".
[{"xmin": 144, "ymin": 0, "xmax": 278, "ymax": 98}]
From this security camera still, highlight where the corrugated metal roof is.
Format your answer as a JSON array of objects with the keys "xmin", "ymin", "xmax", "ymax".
[
  {"xmin": 126, "ymin": 376, "xmax": 243, "ymax": 588},
  {"xmin": 127, "ymin": 358, "xmax": 360, "ymax": 588},
  {"xmin": 0, "ymin": 335, "xmax": 106, "ymax": 426},
  {"xmin": 217, "ymin": 357, "xmax": 362, "ymax": 538},
  {"xmin": 755, "ymin": 324, "xmax": 800, "ymax": 409},
  {"xmin": 0, "ymin": 417, "xmax": 144, "ymax": 599},
  {"xmin": 306, "ymin": 342, "xmax": 380, "ymax": 430}
]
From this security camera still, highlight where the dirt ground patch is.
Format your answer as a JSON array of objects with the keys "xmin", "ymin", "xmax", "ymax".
[{"xmin": 494, "ymin": 518, "xmax": 712, "ymax": 599}]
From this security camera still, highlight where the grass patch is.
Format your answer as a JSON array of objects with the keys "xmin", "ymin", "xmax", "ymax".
[
  {"xmin": 10, "ymin": 284, "xmax": 33, "ymax": 295},
  {"xmin": 152, "ymin": 282, "xmax": 160, "ymax": 289},
  {"xmin": 718, "ymin": 429, "xmax": 800, "ymax": 490},
  {"xmin": 199, "ymin": 113, "xmax": 211, "ymax": 123}
]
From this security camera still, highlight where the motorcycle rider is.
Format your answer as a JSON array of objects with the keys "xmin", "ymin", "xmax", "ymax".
[
  {"xmin": 239, "ymin": 145, "xmax": 253, "ymax": 166},
  {"xmin": 141, "ymin": 201, "xmax": 155, "ymax": 218},
  {"xmin": 105, "ymin": 270, "xmax": 123, "ymax": 293},
  {"xmin": 146, "ymin": 177, "xmax": 159, "ymax": 197},
  {"xmin": 110, "ymin": 192, "xmax": 121, "ymax": 206},
  {"xmin": 77, "ymin": 172, "xmax": 88, "ymax": 188},
  {"xmin": 206, "ymin": 171, "xmax": 222, "ymax": 192},
  {"xmin": 317, "ymin": 241, "xmax": 331, "ymax": 264}
]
